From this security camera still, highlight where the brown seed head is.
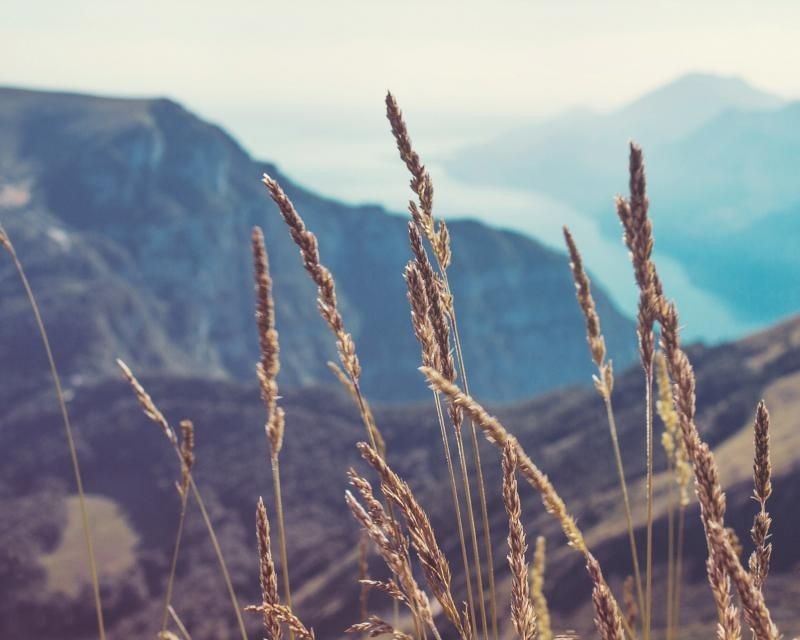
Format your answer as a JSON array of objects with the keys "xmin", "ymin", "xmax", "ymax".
[
  {"xmin": 178, "ymin": 419, "xmax": 194, "ymax": 497},
  {"xmin": 562, "ymin": 226, "xmax": 607, "ymax": 372},
  {"xmin": 263, "ymin": 174, "xmax": 361, "ymax": 382},
  {"xmin": 357, "ymin": 442, "xmax": 466, "ymax": 636},
  {"xmin": 385, "ymin": 92, "xmax": 434, "ymax": 234},
  {"xmin": 586, "ymin": 555, "xmax": 625, "ymax": 640},
  {"xmin": 255, "ymin": 497, "xmax": 282, "ymax": 640},
  {"xmin": 502, "ymin": 439, "xmax": 537, "ymax": 640},
  {"xmin": 116, "ymin": 358, "xmax": 176, "ymax": 446},
  {"xmin": 245, "ymin": 603, "xmax": 314, "ymax": 640},
  {"xmin": 530, "ymin": 536, "xmax": 552, "ymax": 640},
  {"xmin": 421, "ymin": 366, "xmax": 586, "ymax": 553}
]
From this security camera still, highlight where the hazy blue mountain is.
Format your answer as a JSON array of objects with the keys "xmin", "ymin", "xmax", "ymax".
[
  {"xmin": 446, "ymin": 73, "xmax": 783, "ymax": 212},
  {"xmin": 446, "ymin": 73, "xmax": 800, "ymax": 330},
  {"xmin": 0, "ymin": 86, "xmax": 635, "ymax": 403}
]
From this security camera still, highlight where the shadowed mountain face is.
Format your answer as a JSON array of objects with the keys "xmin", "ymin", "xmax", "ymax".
[
  {"xmin": 446, "ymin": 73, "xmax": 800, "ymax": 328},
  {"xmin": 0, "ymin": 86, "xmax": 635, "ymax": 404},
  {"xmin": 1, "ymin": 312, "xmax": 799, "ymax": 639}
]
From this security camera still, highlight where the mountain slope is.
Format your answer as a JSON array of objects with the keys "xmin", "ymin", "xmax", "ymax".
[
  {"xmin": 445, "ymin": 73, "xmax": 800, "ymax": 331},
  {"xmin": 445, "ymin": 73, "xmax": 784, "ymax": 213},
  {"xmin": 0, "ymin": 86, "xmax": 635, "ymax": 403},
  {"xmin": 1, "ymin": 312, "xmax": 799, "ymax": 639}
]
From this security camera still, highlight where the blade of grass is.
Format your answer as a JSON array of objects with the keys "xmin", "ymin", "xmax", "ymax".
[
  {"xmin": 1, "ymin": 226, "xmax": 106, "ymax": 640},
  {"xmin": 116, "ymin": 359, "xmax": 248, "ymax": 640}
]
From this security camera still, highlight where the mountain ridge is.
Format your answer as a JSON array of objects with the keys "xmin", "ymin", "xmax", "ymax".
[
  {"xmin": 444, "ymin": 72, "xmax": 800, "ymax": 333},
  {"xmin": 0, "ymin": 85, "xmax": 636, "ymax": 403},
  {"xmin": 1, "ymin": 312, "xmax": 799, "ymax": 639}
]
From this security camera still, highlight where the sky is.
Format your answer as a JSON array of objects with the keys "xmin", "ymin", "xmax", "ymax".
[
  {"xmin": 3, "ymin": 1, "xmax": 800, "ymax": 128},
  {"xmin": 2, "ymin": 0, "xmax": 798, "ymax": 339}
]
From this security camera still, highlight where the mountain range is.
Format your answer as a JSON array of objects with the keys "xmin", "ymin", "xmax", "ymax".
[
  {"xmin": 3, "ymin": 81, "xmax": 800, "ymax": 640},
  {"xmin": 0, "ymin": 86, "xmax": 635, "ymax": 404},
  {"xmin": 1, "ymin": 312, "xmax": 799, "ymax": 639},
  {"xmin": 446, "ymin": 73, "xmax": 800, "ymax": 329}
]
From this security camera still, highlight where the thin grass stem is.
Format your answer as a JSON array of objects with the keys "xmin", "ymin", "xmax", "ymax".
[
  {"xmin": 188, "ymin": 476, "xmax": 249, "ymax": 640},
  {"xmin": 643, "ymin": 370, "xmax": 654, "ymax": 640},
  {"xmin": 453, "ymin": 427, "xmax": 489, "ymax": 640},
  {"xmin": 168, "ymin": 605, "xmax": 193, "ymax": 640},
  {"xmin": 434, "ymin": 392, "xmax": 478, "ymax": 634},
  {"xmin": 272, "ymin": 458, "xmax": 294, "ymax": 639},
  {"xmin": 447, "ymin": 303, "xmax": 498, "ymax": 640},
  {"xmin": 603, "ymin": 394, "xmax": 646, "ymax": 627},
  {"xmin": 665, "ymin": 461, "xmax": 675, "ymax": 640},
  {"xmin": 1, "ymin": 231, "xmax": 107, "ymax": 640},
  {"xmin": 673, "ymin": 505, "xmax": 686, "ymax": 638},
  {"xmin": 160, "ymin": 491, "xmax": 191, "ymax": 633}
]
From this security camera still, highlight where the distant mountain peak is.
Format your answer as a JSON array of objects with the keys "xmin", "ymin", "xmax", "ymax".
[{"xmin": 622, "ymin": 71, "xmax": 784, "ymax": 119}]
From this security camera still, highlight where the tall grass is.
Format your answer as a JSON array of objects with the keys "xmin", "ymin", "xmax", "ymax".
[
  {"xmin": 11, "ymin": 93, "xmax": 788, "ymax": 640},
  {"xmin": 240, "ymin": 116, "xmax": 782, "ymax": 640},
  {"xmin": 116, "ymin": 359, "xmax": 249, "ymax": 640},
  {"xmin": 0, "ymin": 225, "xmax": 106, "ymax": 640}
]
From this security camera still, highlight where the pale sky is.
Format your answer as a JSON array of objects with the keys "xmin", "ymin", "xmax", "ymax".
[
  {"xmin": 3, "ymin": 0, "xmax": 798, "ymax": 339},
  {"xmin": 3, "ymin": 1, "xmax": 800, "ymax": 119}
]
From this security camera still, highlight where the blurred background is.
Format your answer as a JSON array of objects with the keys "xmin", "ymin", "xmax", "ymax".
[{"xmin": 2, "ymin": 2, "xmax": 800, "ymax": 639}]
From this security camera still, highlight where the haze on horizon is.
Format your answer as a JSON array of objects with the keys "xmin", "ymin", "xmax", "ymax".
[
  {"xmin": 3, "ymin": 0, "xmax": 799, "ymax": 342},
  {"xmin": 3, "ymin": 1, "xmax": 799, "ymax": 130}
]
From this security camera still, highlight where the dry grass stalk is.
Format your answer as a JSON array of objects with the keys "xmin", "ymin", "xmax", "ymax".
[
  {"xmin": 708, "ymin": 523, "xmax": 778, "ymax": 640},
  {"xmin": 116, "ymin": 358, "xmax": 176, "ymax": 445},
  {"xmin": 390, "ymin": 94, "xmax": 497, "ymax": 640},
  {"xmin": 656, "ymin": 351, "xmax": 690, "ymax": 639},
  {"xmin": 358, "ymin": 531, "xmax": 371, "ymax": 621},
  {"xmin": 562, "ymin": 227, "xmax": 608, "ymax": 375},
  {"xmin": 116, "ymin": 359, "xmax": 248, "ymax": 640},
  {"xmin": 408, "ymin": 223, "xmax": 458, "ymax": 405},
  {"xmin": 563, "ymin": 225, "xmax": 644, "ymax": 623},
  {"xmin": 246, "ymin": 603, "xmax": 315, "ymax": 640},
  {"xmin": 252, "ymin": 226, "xmax": 294, "ymax": 623},
  {"xmin": 178, "ymin": 420, "xmax": 195, "ymax": 497},
  {"xmin": 530, "ymin": 537, "xmax": 552, "ymax": 640},
  {"xmin": 655, "ymin": 352, "xmax": 682, "ymax": 640},
  {"xmin": 749, "ymin": 401, "xmax": 772, "ymax": 591},
  {"xmin": 623, "ymin": 576, "xmax": 638, "ymax": 634},
  {"xmin": 252, "ymin": 226, "xmax": 285, "ymax": 458},
  {"xmin": 327, "ymin": 362, "xmax": 385, "ymax": 457},
  {"xmin": 422, "ymin": 367, "xmax": 585, "ymax": 552},
  {"xmin": 167, "ymin": 605, "xmax": 193, "ymax": 640},
  {"xmin": 360, "ymin": 579, "xmax": 406, "ymax": 605},
  {"xmin": 587, "ymin": 555, "xmax": 626, "ymax": 640},
  {"xmin": 160, "ymin": 420, "xmax": 195, "ymax": 634},
  {"xmin": 405, "ymin": 261, "xmax": 439, "ymax": 371},
  {"xmin": 502, "ymin": 440, "xmax": 537, "ymax": 640},
  {"xmin": 358, "ymin": 443, "xmax": 470, "ymax": 639},
  {"xmin": 346, "ymin": 471, "xmax": 431, "ymax": 639},
  {"xmin": 262, "ymin": 175, "xmax": 359, "ymax": 382},
  {"xmin": 421, "ymin": 367, "xmax": 641, "ymax": 638},
  {"xmin": 347, "ymin": 615, "xmax": 414, "ymax": 640},
  {"xmin": 614, "ymin": 143, "xmax": 779, "ymax": 636},
  {"xmin": 255, "ymin": 497, "xmax": 283, "ymax": 640},
  {"xmin": 262, "ymin": 175, "xmax": 386, "ymax": 459},
  {"xmin": 385, "ymin": 93, "xmax": 437, "ymax": 253},
  {"xmin": 0, "ymin": 225, "xmax": 107, "ymax": 640},
  {"xmin": 615, "ymin": 143, "xmax": 660, "ymax": 640},
  {"xmin": 659, "ymin": 304, "xmax": 742, "ymax": 637},
  {"xmin": 408, "ymin": 224, "xmax": 487, "ymax": 637}
]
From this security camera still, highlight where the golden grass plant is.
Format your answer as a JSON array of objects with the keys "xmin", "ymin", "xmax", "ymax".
[{"xmin": 8, "ymin": 92, "xmax": 788, "ymax": 640}]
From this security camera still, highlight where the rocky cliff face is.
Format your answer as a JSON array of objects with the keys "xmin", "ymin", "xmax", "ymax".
[{"xmin": 0, "ymin": 86, "xmax": 635, "ymax": 403}]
